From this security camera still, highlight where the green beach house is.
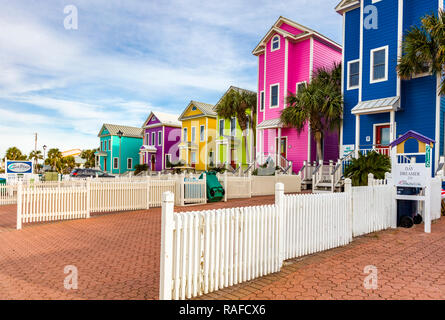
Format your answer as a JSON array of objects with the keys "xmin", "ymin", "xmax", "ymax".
[
  {"xmin": 214, "ymin": 86, "xmax": 256, "ymax": 171},
  {"xmin": 95, "ymin": 124, "xmax": 143, "ymax": 175}
]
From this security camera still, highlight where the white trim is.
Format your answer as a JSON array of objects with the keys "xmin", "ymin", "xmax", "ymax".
[
  {"xmin": 347, "ymin": 59, "xmax": 360, "ymax": 90},
  {"xmin": 200, "ymin": 125, "xmax": 205, "ymax": 142},
  {"xmin": 340, "ymin": 11, "xmax": 345, "ymax": 157},
  {"xmin": 437, "ymin": 0, "xmax": 444, "ymax": 169},
  {"xmin": 230, "ymin": 117, "xmax": 236, "ymax": 136},
  {"xmin": 191, "ymin": 151, "xmax": 197, "ymax": 164},
  {"xmin": 158, "ymin": 130, "xmax": 162, "ymax": 146},
  {"xmin": 260, "ymin": 91, "xmax": 265, "ymax": 111},
  {"xmin": 296, "ymin": 81, "xmax": 307, "ymax": 94},
  {"xmin": 127, "ymin": 158, "xmax": 133, "ymax": 170},
  {"xmin": 284, "ymin": 38, "xmax": 289, "ymax": 107},
  {"xmin": 113, "ymin": 157, "xmax": 119, "ymax": 170},
  {"xmin": 397, "ymin": 0, "xmax": 404, "ymax": 97},
  {"xmin": 263, "ymin": 49, "xmax": 266, "ymax": 122},
  {"xmin": 307, "ymin": 124, "xmax": 311, "ymax": 162},
  {"xmin": 269, "ymin": 83, "xmax": 280, "ymax": 109},
  {"xmin": 271, "ymin": 35, "xmax": 280, "ymax": 52},
  {"xmin": 309, "ymin": 37, "xmax": 314, "ymax": 80},
  {"xmin": 219, "ymin": 119, "xmax": 225, "ymax": 137},
  {"xmin": 205, "ymin": 118, "xmax": 208, "ymax": 167},
  {"xmin": 165, "ymin": 154, "xmax": 172, "ymax": 169},
  {"xmin": 145, "ymin": 133, "xmax": 149, "ymax": 145},
  {"xmin": 275, "ymin": 136, "xmax": 288, "ymax": 159},
  {"xmin": 359, "ymin": 0, "xmax": 364, "ymax": 102},
  {"xmin": 182, "ymin": 127, "xmax": 188, "ymax": 142},
  {"xmin": 151, "ymin": 132, "xmax": 156, "ymax": 146},
  {"xmin": 161, "ymin": 126, "xmax": 165, "ymax": 171},
  {"xmin": 372, "ymin": 122, "xmax": 391, "ymax": 147},
  {"xmin": 370, "ymin": 45, "xmax": 389, "ymax": 84},
  {"xmin": 191, "ymin": 126, "xmax": 196, "ymax": 144}
]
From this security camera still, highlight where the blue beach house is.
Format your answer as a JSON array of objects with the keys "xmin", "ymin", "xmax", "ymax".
[
  {"xmin": 336, "ymin": 0, "xmax": 445, "ymax": 170},
  {"xmin": 95, "ymin": 124, "xmax": 143, "ymax": 175}
]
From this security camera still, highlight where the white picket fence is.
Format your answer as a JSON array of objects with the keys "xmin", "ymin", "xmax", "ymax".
[
  {"xmin": 160, "ymin": 180, "xmax": 402, "ymax": 300},
  {"xmin": 16, "ymin": 179, "xmax": 177, "ymax": 229},
  {"xmin": 0, "ymin": 185, "xmax": 17, "ymax": 205}
]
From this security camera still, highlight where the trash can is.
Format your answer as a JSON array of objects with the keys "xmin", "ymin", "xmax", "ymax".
[
  {"xmin": 200, "ymin": 171, "xmax": 225, "ymax": 203},
  {"xmin": 0, "ymin": 178, "xmax": 6, "ymax": 185},
  {"xmin": 397, "ymin": 187, "xmax": 422, "ymax": 228}
]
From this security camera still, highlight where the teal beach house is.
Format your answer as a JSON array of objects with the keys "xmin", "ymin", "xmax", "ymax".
[{"xmin": 95, "ymin": 124, "xmax": 143, "ymax": 175}]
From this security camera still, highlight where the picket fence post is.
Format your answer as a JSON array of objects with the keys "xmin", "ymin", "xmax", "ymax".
[
  {"xmin": 86, "ymin": 178, "xmax": 91, "ymax": 218},
  {"xmin": 344, "ymin": 178, "xmax": 353, "ymax": 238},
  {"xmin": 223, "ymin": 170, "xmax": 228, "ymax": 202},
  {"xmin": 146, "ymin": 175, "xmax": 151, "ymax": 209},
  {"xmin": 425, "ymin": 180, "xmax": 432, "ymax": 233},
  {"xmin": 203, "ymin": 173, "xmax": 207, "ymax": 203},
  {"xmin": 16, "ymin": 181, "xmax": 23, "ymax": 230},
  {"xmin": 385, "ymin": 172, "xmax": 397, "ymax": 228},
  {"xmin": 180, "ymin": 173, "xmax": 185, "ymax": 206},
  {"xmin": 275, "ymin": 182, "xmax": 285, "ymax": 269},
  {"xmin": 368, "ymin": 173, "xmax": 374, "ymax": 186},
  {"xmin": 159, "ymin": 191, "xmax": 174, "ymax": 300}
]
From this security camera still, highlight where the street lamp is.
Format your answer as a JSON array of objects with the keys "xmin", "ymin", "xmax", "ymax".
[
  {"xmin": 117, "ymin": 130, "xmax": 123, "ymax": 176},
  {"xmin": 42, "ymin": 145, "xmax": 47, "ymax": 173}
]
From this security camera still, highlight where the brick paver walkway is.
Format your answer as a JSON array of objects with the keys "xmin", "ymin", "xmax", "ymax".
[
  {"xmin": 0, "ymin": 196, "xmax": 276, "ymax": 299},
  {"xmin": 1, "ymin": 197, "xmax": 444, "ymax": 300}
]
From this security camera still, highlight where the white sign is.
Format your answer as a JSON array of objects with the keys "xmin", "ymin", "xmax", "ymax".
[
  {"xmin": 393, "ymin": 163, "xmax": 430, "ymax": 187},
  {"xmin": 341, "ymin": 145, "xmax": 355, "ymax": 158}
]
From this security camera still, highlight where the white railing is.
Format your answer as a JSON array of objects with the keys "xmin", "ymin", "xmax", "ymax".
[
  {"xmin": 0, "ymin": 185, "xmax": 17, "ymax": 205},
  {"xmin": 359, "ymin": 147, "xmax": 391, "ymax": 157},
  {"xmin": 298, "ymin": 161, "xmax": 317, "ymax": 182},
  {"xmin": 160, "ymin": 180, "xmax": 402, "ymax": 300},
  {"xmin": 160, "ymin": 191, "xmax": 280, "ymax": 300},
  {"xmin": 17, "ymin": 185, "xmax": 89, "ymax": 230}
]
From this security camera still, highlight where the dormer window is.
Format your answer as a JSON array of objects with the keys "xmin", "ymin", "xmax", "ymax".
[{"xmin": 271, "ymin": 35, "xmax": 280, "ymax": 51}]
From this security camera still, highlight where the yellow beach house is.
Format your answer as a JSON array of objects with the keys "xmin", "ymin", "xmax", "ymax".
[{"xmin": 178, "ymin": 101, "xmax": 217, "ymax": 171}]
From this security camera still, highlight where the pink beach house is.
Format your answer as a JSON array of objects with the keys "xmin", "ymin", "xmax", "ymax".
[{"xmin": 253, "ymin": 17, "xmax": 342, "ymax": 174}]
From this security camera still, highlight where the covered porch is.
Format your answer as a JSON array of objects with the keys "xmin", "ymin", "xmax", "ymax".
[
  {"xmin": 94, "ymin": 151, "xmax": 108, "ymax": 172},
  {"xmin": 139, "ymin": 145, "xmax": 157, "ymax": 170},
  {"xmin": 352, "ymin": 96, "xmax": 400, "ymax": 157}
]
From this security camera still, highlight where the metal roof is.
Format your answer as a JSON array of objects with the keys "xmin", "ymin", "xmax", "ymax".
[
  {"xmin": 351, "ymin": 96, "xmax": 400, "ymax": 115},
  {"xmin": 257, "ymin": 118, "xmax": 283, "ymax": 129},
  {"xmin": 178, "ymin": 101, "xmax": 216, "ymax": 120},
  {"xmin": 139, "ymin": 145, "xmax": 157, "ymax": 153},
  {"xmin": 142, "ymin": 111, "xmax": 181, "ymax": 128},
  {"xmin": 98, "ymin": 123, "xmax": 143, "ymax": 138}
]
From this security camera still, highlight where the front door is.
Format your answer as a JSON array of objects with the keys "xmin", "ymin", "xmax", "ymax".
[
  {"xmin": 151, "ymin": 154, "xmax": 156, "ymax": 171},
  {"xmin": 375, "ymin": 125, "xmax": 390, "ymax": 156},
  {"xmin": 276, "ymin": 137, "xmax": 287, "ymax": 158},
  {"xmin": 104, "ymin": 157, "xmax": 107, "ymax": 172},
  {"xmin": 230, "ymin": 149, "xmax": 236, "ymax": 169}
]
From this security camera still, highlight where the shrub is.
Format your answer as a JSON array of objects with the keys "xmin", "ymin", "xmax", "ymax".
[{"xmin": 344, "ymin": 151, "xmax": 391, "ymax": 186}]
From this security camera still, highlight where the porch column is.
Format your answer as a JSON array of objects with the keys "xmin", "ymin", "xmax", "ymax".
[
  {"xmin": 226, "ymin": 140, "xmax": 230, "ymax": 169},
  {"xmin": 390, "ymin": 111, "xmax": 396, "ymax": 142},
  {"xmin": 277, "ymin": 127, "xmax": 282, "ymax": 166},
  {"xmin": 215, "ymin": 141, "xmax": 219, "ymax": 166},
  {"xmin": 355, "ymin": 115, "xmax": 360, "ymax": 158}
]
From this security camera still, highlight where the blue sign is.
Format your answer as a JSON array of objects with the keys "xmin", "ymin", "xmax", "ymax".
[{"xmin": 6, "ymin": 161, "xmax": 33, "ymax": 174}]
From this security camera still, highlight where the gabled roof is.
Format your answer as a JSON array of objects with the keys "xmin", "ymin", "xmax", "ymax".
[
  {"xmin": 142, "ymin": 111, "xmax": 181, "ymax": 128},
  {"xmin": 252, "ymin": 16, "xmax": 342, "ymax": 56},
  {"xmin": 213, "ymin": 86, "xmax": 257, "ymax": 111},
  {"xmin": 98, "ymin": 123, "xmax": 143, "ymax": 138},
  {"xmin": 335, "ymin": 0, "xmax": 360, "ymax": 14},
  {"xmin": 389, "ymin": 131, "xmax": 435, "ymax": 148},
  {"xmin": 178, "ymin": 100, "xmax": 216, "ymax": 121}
]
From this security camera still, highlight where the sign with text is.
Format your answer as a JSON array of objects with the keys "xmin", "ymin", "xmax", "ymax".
[
  {"xmin": 6, "ymin": 161, "xmax": 33, "ymax": 174},
  {"xmin": 341, "ymin": 145, "xmax": 355, "ymax": 158},
  {"xmin": 393, "ymin": 163, "xmax": 430, "ymax": 187}
]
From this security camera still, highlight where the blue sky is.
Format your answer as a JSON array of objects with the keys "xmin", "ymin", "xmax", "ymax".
[{"xmin": 0, "ymin": 0, "xmax": 342, "ymax": 156}]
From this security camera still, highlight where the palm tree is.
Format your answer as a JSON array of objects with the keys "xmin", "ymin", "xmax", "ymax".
[
  {"xmin": 29, "ymin": 150, "xmax": 43, "ymax": 173},
  {"xmin": 61, "ymin": 156, "xmax": 77, "ymax": 174},
  {"xmin": 4, "ymin": 147, "xmax": 27, "ymax": 161},
  {"xmin": 397, "ymin": 10, "xmax": 445, "ymax": 94},
  {"xmin": 215, "ymin": 88, "xmax": 257, "ymax": 164},
  {"xmin": 45, "ymin": 148, "xmax": 63, "ymax": 173},
  {"xmin": 80, "ymin": 149, "xmax": 97, "ymax": 168},
  {"xmin": 344, "ymin": 151, "xmax": 391, "ymax": 186},
  {"xmin": 280, "ymin": 63, "xmax": 343, "ymax": 161}
]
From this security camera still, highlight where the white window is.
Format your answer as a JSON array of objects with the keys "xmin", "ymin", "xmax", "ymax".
[
  {"xmin": 370, "ymin": 46, "xmax": 388, "ymax": 84},
  {"xmin": 113, "ymin": 157, "xmax": 119, "ymax": 169},
  {"xmin": 270, "ymin": 84, "xmax": 279, "ymax": 108},
  {"xmin": 165, "ymin": 154, "xmax": 172, "ymax": 168},
  {"xmin": 108, "ymin": 140, "xmax": 111, "ymax": 151},
  {"xmin": 158, "ymin": 131, "xmax": 162, "ymax": 146},
  {"xmin": 230, "ymin": 118, "xmax": 236, "ymax": 136},
  {"xmin": 151, "ymin": 132, "xmax": 156, "ymax": 146},
  {"xmin": 191, "ymin": 152, "xmax": 196, "ymax": 164},
  {"xmin": 219, "ymin": 119, "xmax": 224, "ymax": 137},
  {"xmin": 127, "ymin": 158, "xmax": 133, "ymax": 170},
  {"xmin": 271, "ymin": 35, "xmax": 280, "ymax": 51},
  {"xmin": 145, "ymin": 133, "xmax": 149, "ymax": 145},
  {"xmin": 191, "ymin": 127, "xmax": 196, "ymax": 143},
  {"xmin": 347, "ymin": 60, "xmax": 360, "ymax": 90},
  {"xmin": 260, "ymin": 91, "xmax": 265, "ymax": 111},
  {"xmin": 296, "ymin": 81, "xmax": 307, "ymax": 94},
  {"xmin": 101, "ymin": 141, "xmax": 104, "ymax": 151},
  {"xmin": 183, "ymin": 128, "xmax": 188, "ymax": 142},
  {"xmin": 200, "ymin": 125, "xmax": 205, "ymax": 142}
]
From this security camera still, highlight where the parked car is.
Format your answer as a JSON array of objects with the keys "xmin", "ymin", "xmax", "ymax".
[{"xmin": 70, "ymin": 169, "xmax": 115, "ymax": 178}]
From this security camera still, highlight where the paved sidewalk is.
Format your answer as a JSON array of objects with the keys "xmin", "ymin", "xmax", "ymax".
[
  {"xmin": 195, "ymin": 219, "xmax": 445, "ymax": 300},
  {"xmin": 0, "ymin": 196, "xmax": 276, "ymax": 299},
  {"xmin": 1, "ymin": 196, "xmax": 445, "ymax": 300}
]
